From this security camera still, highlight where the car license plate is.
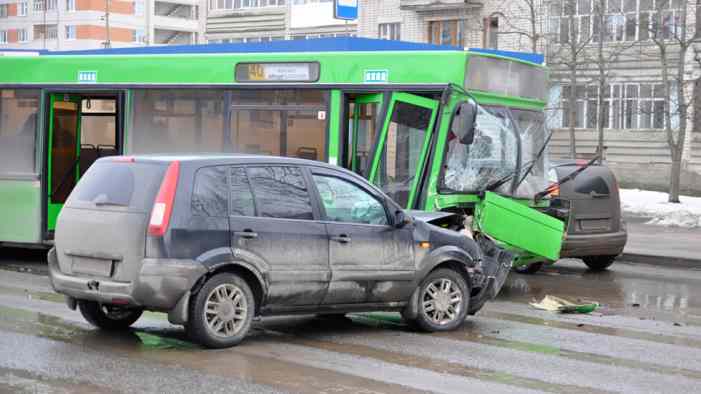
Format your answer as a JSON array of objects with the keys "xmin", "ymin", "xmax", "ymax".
[{"xmin": 72, "ymin": 257, "xmax": 113, "ymax": 277}]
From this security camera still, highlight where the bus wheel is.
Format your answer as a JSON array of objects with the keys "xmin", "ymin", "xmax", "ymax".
[
  {"xmin": 514, "ymin": 262, "xmax": 544, "ymax": 275},
  {"xmin": 78, "ymin": 300, "xmax": 143, "ymax": 330}
]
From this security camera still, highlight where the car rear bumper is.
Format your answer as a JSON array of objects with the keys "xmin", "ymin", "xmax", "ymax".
[
  {"xmin": 560, "ymin": 230, "xmax": 627, "ymax": 258},
  {"xmin": 48, "ymin": 247, "xmax": 207, "ymax": 311}
]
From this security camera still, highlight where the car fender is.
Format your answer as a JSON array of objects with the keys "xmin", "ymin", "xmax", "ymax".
[{"xmin": 195, "ymin": 247, "xmax": 269, "ymax": 295}]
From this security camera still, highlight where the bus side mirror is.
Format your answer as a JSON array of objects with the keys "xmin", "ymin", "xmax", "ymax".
[{"xmin": 451, "ymin": 102, "xmax": 477, "ymax": 145}]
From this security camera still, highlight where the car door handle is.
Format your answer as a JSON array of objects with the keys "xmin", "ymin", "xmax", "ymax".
[
  {"xmin": 234, "ymin": 230, "xmax": 258, "ymax": 239},
  {"xmin": 331, "ymin": 235, "xmax": 351, "ymax": 244}
]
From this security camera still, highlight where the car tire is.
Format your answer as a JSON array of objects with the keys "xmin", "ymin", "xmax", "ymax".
[
  {"xmin": 186, "ymin": 273, "xmax": 255, "ymax": 349},
  {"xmin": 78, "ymin": 300, "xmax": 143, "ymax": 330},
  {"xmin": 514, "ymin": 262, "xmax": 544, "ymax": 275},
  {"xmin": 582, "ymin": 255, "xmax": 616, "ymax": 271},
  {"xmin": 409, "ymin": 268, "xmax": 470, "ymax": 332}
]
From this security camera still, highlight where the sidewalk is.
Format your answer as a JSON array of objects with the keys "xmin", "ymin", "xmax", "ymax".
[{"xmin": 621, "ymin": 216, "xmax": 701, "ymax": 268}]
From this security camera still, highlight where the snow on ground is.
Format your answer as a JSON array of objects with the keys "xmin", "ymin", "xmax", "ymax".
[{"xmin": 620, "ymin": 189, "xmax": 701, "ymax": 228}]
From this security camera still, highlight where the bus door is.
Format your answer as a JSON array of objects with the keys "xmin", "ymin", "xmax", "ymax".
[
  {"xmin": 367, "ymin": 92, "xmax": 439, "ymax": 209},
  {"xmin": 46, "ymin": 94, "xmax": 120, "ymax": 232},
  {"xmin": 346, "ymin": 93, "xmax": 383, "ymax": 175}
]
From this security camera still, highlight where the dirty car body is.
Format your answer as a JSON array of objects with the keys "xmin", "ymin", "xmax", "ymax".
[
  {"xmin": 48, "ymin": 155, "xmax": 510, "ymax": 348},
  {"xmin": 550, "ymin": 161, "xmax": 627, "ymax": 270}
]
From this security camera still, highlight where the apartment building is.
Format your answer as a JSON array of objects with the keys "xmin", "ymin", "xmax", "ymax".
[
  {"xmin": 206, "ymin": 0, "xmax": 356, "ymax": 43},
  {"xmin": 358, "ymin": 0, "xmax": 701, "ymax": 192},
  {"xmin": 0, "ymin": 0, "xmax": 206, "ymax": 50}
]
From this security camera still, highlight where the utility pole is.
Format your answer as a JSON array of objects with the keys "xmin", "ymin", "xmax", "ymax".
[{"xmin": 103, "ymin": 0, "xmax": 111, "ymax": 48}]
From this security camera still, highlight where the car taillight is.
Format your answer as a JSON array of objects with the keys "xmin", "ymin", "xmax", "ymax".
[
  {"xmin": 547, "ymin": 183, "xmax": 560, "ymax": 197},
  {"xmin": 148, "ymin": 161, "xmax": 180, "ymax": 237}
]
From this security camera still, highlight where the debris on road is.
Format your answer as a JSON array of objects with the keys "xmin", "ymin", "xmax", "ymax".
[{"xmin": 530, "ymin": 295, "xmax": 599, "ymax": 314}]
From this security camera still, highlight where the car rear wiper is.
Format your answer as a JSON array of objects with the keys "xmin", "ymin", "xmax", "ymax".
[
  {"xmin": 533, "ymin": 155, "xmax": 601, "ymax": 203},
  {"xmin": 94, "ymin": 201, "xmax": 128, "ymax": 207}
]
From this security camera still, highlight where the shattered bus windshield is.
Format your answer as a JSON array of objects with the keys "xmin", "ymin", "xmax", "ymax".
[
  {"xmin": 442, "ymin": 105, "xmax": 550, "ymax": 198},
  {"xmin": 511, "ymin": 109, "xmax": 550, "ymax": 198},
  {"xmin": 443, "ymin": 105, "xmax": 517, "ymax": 194}
]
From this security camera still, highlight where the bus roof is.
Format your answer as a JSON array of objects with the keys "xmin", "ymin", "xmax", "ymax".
[{"xmin": 46, "ymin": 37, "xmax": 462, "ymax": 56}]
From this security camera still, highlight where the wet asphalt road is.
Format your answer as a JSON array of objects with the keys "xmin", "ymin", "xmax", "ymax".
[{"xmin": 0, "ymin": 254, "xmax": 700, "ymax": 394}]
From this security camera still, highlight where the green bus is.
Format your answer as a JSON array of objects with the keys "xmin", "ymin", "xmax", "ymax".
[{"xmin": 0, "ymin": 38, "xmax": 563, "ymax": 264}]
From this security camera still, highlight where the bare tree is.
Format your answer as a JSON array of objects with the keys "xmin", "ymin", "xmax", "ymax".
[
  {"xmin": 648, "ymin": 0, "xmax": 698, "ymax": 202},
  {"xmin": 493, "ymin": 0, "xmax": 548, "ymax": 52}
]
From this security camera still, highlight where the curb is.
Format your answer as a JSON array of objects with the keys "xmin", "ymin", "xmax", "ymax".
[{"xmin": 619, "ymin": 253, "xmax": 701, "ymax": 269}]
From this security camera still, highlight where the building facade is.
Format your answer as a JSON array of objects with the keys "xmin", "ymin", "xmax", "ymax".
[
  {"xmin": 358, "ymin": 0, "xmax": 701, "ymax": 193},
  {"xmin": 0, "ymin": 0, "xmax": 206, "ymax": 50},
  {"xmin": 205, "ymin": 0, "xmax": 356, "ymax": 43}
]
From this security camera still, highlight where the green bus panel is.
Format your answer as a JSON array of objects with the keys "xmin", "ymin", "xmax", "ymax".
[
  {"xmin": 0, "ymin": 179, "xmax": 42, "ymax": 244},
  {"xmin": 475, "ymin": 192, "xmax": 564, "ymax": 261}
]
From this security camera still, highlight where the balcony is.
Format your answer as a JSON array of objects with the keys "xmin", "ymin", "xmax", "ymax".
[
  {"xmin": 399, "ymin": 0, "xmax": 483, "ymax": 12},
  {"xmin": 152, "ymin": 15, "xmax": 200, "ymax": 32}
]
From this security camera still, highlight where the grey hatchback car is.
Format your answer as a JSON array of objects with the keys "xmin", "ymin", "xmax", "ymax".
[{"xmin": 48, "ymin": 155, "xmax": 511, "ymax": 348}]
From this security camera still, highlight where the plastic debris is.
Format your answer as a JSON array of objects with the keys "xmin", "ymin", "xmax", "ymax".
[{"xmin": 530, "ymin": 295, "xmax": 599, "ymax": 314}]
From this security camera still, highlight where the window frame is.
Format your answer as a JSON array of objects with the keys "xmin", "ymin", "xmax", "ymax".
[
  {"xmin": 308, "ymin": 168, "xmax": 391, "ymax": 227},
  {"xmin": 191, "ymin": 165, "xmax": 232, "ymax": 218}
]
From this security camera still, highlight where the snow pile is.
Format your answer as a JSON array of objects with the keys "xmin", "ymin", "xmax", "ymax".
[{"xmin": 620, "ymin": 189, "xmax": 701, "ymax": 228}]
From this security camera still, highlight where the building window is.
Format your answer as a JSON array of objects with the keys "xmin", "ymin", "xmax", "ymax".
[
  {"xmin": 133, "ymin": 28, "xmax": 146, "ymax": 43},
  {"xmin": 0, "ymin": 4, "xmax": 8, "ymax": 17},
  {"xmin": 18, "ymin": 29, "xmax": 29, "ymax": 42},
  {"xmin": 135, "ymin": 0, "xmax": 144, "ymax": 16},
  {"xmin": 378, "ymin": 23, "xmax": 400, "ymax": 40},
  {"xmin": 549, "ymin": 0, "xmax": 684, "ymax": 44},
  {"xmin": 429, "ymin": 20, "xmax": 464, "ymax": 47},
  {"xmin": 65, "ymin": 25, "xmax": 76, "ymax": 40},
  {"xmin": 485, "ymin": 15, "xmax": 499, "ymax": 48},
  {"xmin": 560, "ymin": 82, "xmax": 667, "ymax": 130},
  {"xmin": 210, "ymin": 0, "xmax": 285, "ymax": 10},
  {"xmin": 0, "ymin": 31, "xmax": 7, "ymax": 43},
  {"xmin": 66, "ymin": 0, "xmax": 75, "ymax": 11},
  {"xmin": 19, "ymin": 1, "xmax": 28, "ymax": 16}
]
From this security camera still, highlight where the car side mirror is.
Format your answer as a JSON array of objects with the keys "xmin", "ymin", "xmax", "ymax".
[
  {"xmin": 451, "ymin": 101, "xmax": 478, "ymax": 145},
  {"xmin": 394, "ymin": 210, "xmax": 413, "ymax": 228}
]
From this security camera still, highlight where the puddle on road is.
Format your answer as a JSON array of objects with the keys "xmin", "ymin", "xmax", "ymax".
[{"xmin": 499, "ymin": 265, "xmax": 701, "ymax": 326}]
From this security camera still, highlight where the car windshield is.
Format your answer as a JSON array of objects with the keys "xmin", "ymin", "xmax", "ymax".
[{"xmin": 442, "ymin": 105, "xmax": 550, "ymax": 199}]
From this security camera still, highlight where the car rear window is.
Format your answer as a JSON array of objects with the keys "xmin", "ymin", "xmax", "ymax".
[{"xmin": 66, "ymin": 161, "xmax": 167, "ymax": 212}]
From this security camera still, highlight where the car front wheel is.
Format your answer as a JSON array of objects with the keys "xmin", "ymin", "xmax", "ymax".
[
  {"xmin": 410, "ymin": 268, "xmax": 470, "ymax": 332},
  {"xmin": 78, "ymin": 300, "xmax": 143, "ymax": 330},
  {"xmin": 186, "ymin": 273, "xmax": 255, "ymax": 349},
  {"xmin": 582, "ymin": 255, "xmax": 616, "ymax": 271}
]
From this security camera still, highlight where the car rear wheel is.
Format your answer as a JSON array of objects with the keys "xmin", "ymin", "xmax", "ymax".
[
  {"xmin": 78, "ymin": 300, "xmax": 143, "ymax": 330},
  {"xmin": 409, "ymin": 268, "xmax": 469, "ymax": 332},
  {"xmin": 514, "ymin": 262, "xmax": 544, "ymax": 275},
  {"xmin": 582, "ymin": 255, "xmax": 616, "ymax": 271},
  {"xmin": 186, "ymin": 273, "xmax": 254, "ymax": 349}
]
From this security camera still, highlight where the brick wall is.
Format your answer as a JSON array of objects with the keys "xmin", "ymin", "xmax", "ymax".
[
  {"xmin": 76, "ymin": 0, "xmax": 134, "ymax": 14},
  {"xmin": 7, "ymin": 29, "xmax": 18, "ymax": 43},
  {"xmin": 76, "ymin": 25, "xmax": 133, "ymax": 42},
  {"xmin": 8, "ymin": 3, "xmax": 17, "ymax": 17}
]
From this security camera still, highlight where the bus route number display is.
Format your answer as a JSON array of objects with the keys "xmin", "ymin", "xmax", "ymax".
[{"xmin": 235, "ymin": 62, "xmax": 320, "ymax": 83}]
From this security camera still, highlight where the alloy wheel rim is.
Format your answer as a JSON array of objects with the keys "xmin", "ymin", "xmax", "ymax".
[
  {"xmin": 204, "ymin": 283, "xmax": 248, "ymax": 338},
  {"xmin": 421, "ymin": 278, "xmax": 463, "ymax": 325}
]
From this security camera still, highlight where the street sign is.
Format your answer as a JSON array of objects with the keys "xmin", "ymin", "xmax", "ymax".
[{"xmin": 334, "ymin": 0, "xmax": 358, "ymax": 20}]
